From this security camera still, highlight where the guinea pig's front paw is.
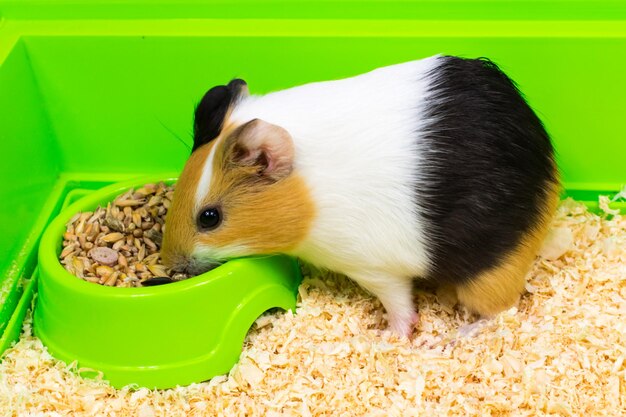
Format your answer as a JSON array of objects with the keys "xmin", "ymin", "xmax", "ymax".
[{"xmin": 388, "ymin": 310, "xmax": 420, "ymax": 339}]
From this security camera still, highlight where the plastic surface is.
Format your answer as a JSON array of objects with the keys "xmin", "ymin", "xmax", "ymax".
[
  {"xmin": 0, "ymin": 272, "xmax": 37, "ymax": 355},
  {"xmin": 1, "ymin": 0, "xmax": 625, "ymax": 378},
  {"xmin": 33, "ymin": 176, "xmax": 301, "ymax": 389}
]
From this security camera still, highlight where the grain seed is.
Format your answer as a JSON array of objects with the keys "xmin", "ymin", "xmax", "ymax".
[
  {"xmin": 143, "ymin": 237, "xmax": 157, "ymax": 250},
  {"xmin": 114, "ymin": 199, "xmax": 146, "ymax": 207},
  {"xmin": 145, "ymin": 229, "xmax": 163, "ymax": 246},
  {"xmin": 104, "ymin": 215, "xmax": 125, "ymax": 232},
  {"xmin": 96, "ymin": 265, "xmax": 114, "ymax": 277},
  {"xmin": 75, "ymin": 220, "xmax": 86, "ymax": 235},
  {"xmin": 101, "ymin": 232, "xmax": 125, "ymax": 243},
  {"xmin": 104, "ymin": 271, "xmax": 119, "ymax": 286},
  {"xmin": 137, "ymin": 244, "xmax": 146, "ymax": 262},
  {"xmin": 60, "ymin": 244, "xmax": 76, "ymax": 259},
  {"xmin": 68, "ymin": 212, "xmax": 82, "ymax": 225},
  {"xmin": 118, "ymin": 254, "xmax": 128, "ymax": 268},
  {"xmin": 148, "ymin": 195, "xmax": 162, "ymax": 207},
  {"xmin": 148, "ymin": 264, "xmax": 168, "ymax": 277},
  {"xmin": 72, "ymin": 257, "xmax": 85, "ymax": 278},
  {"xmin": 112, "ymin": 239, "xmax": 124, "ymax": 251}
]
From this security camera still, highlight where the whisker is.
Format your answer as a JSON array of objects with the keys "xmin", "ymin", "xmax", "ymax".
[{"xmin": 154, "ymin": 117, "xmax": 192, "ymax": 151}]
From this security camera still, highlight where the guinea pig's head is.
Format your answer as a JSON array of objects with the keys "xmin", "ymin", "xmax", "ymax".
[{"xmin": 161, "ymin": 79, "xmax": 315, "ymax": 275}]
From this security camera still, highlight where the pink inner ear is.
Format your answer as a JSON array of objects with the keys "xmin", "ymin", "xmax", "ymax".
[
  {"xmin": 264, "ymin": 151, "xmax": 277, "ymax": 173},
  {"xmin": 236, "ymin": 148, "xmax": 260, "ymax": 165},
  {"xmin": 233, "ymin": 142, "xmax": 263, "ymax": 166},
  {"xmin": 243, "ymin": 146, "xmax": 284, "ymax": 177},
  {"xmin": 232, "ymin": 119, "xmax": 294, "ymax": 180}
]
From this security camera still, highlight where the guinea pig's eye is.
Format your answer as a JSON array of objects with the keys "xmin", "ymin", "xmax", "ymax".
[{"xmin": 197, "ymin": 207, "xmax": 222, "ymax": 231}]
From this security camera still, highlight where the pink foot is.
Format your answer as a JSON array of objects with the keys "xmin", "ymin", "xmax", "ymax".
[{"xmin": 388, "ymin": 310, "xmax": 420, "ymax": 338}]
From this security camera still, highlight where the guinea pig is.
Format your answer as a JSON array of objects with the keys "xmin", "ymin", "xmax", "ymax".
[{"xmin": 161, "ymin": 55, "xmax": 560, "ymax": 337}]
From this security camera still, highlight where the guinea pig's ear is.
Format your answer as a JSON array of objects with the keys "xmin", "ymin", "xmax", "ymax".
[
  {"xmin": 227, "ymin": 78, "xmax": 249, "ymax": 99},
  {"xmin": 228, "ymin": 119, "xmax": 294, "ymax": 181},
  {"xmin": 193, "ymin": 78, "xmax": 248, "ymax": 152}
]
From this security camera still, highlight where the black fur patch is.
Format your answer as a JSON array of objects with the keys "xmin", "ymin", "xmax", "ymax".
[
  {"xmin": 419, "ymin": 56, "xmax": 557, "ymax": 284},
  {"xmin": 192, "ymin": 79, "xmax": 247, "ymax": 152}
]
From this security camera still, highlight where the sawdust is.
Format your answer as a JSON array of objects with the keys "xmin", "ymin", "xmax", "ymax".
[{"xmin": 1, "ymin": 197, "xmax": 625, "ymax": 416}]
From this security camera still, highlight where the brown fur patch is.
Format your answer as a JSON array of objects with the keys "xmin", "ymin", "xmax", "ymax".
[
  {"xmin": 194, "ymin": 127, "xmax": 315, "ymax": 254},
  {"xmin": 456, "ymin": 178, "xmax": 561, "ymax": 316},
  {"xmin": 161, "ymin": 141, "xmax": 217, "ymax": 266}
]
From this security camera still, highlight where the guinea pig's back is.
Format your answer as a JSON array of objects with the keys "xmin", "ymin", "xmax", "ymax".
[
  {"xmin": 418, "ymin": 56, "xmax": 559, "ymax": 287},
  {"xmin": 230, "ymin": 56, "xmax": 559, "ymax": 286},
  {"xmin": 231, "ymin": 56, "xmax": 440, "ymax": 172}
]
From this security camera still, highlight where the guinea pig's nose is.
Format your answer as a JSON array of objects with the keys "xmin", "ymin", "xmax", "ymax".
[
  {"xmin": 169, "ymin": 256, "xmax": 192, "ymax": 273},
  {"xmin": 185, "ymin": 257, "xmax": 223, "ymax": 276},
  {"xmin": 160, "ymin": 250, "xmax": 188, "ymax": 271}
]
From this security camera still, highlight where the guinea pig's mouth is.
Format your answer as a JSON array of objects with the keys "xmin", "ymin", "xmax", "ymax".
[{"xmin": 170, "ymin": 256, "xmax": 224, "ymax": 277}]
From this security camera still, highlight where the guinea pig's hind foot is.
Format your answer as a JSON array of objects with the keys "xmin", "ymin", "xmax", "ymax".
[{"xmin": 456, "ymin": 319, "xmax": 490, "ymax": 339}]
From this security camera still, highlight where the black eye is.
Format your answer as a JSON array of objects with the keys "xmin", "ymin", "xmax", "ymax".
[{"xmin": 197, "ymin": 207, "xmax": 221, "ymax": 231}]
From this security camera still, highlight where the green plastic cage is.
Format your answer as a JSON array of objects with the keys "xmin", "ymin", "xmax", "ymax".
[{"xmin": 1, "ymin": 0, "xmax": 625, "ymax": 388}]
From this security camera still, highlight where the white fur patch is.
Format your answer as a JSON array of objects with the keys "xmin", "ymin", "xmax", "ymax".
[
  {"xmin": 192, "ymin": 243, "xmax": 250, "ymax": 263},
  {"xmin": 195, "ymin": 139, "xmax": 220, "ymax": 211},
  {"xmin": 229, "ymin": 55, "xmax": 444, "ymax": 281}
]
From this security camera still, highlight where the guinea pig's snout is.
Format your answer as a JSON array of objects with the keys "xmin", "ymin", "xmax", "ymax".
[
  {"xmin": 161, "ymin": 252, "xmax": 190, "ymax": 273},
  {"xmin": 160, "ymin": 226, "xmax": 222, "ymax": 275},
  {"xmin": 184, "ymin": 257, "xmax": 223, "ymax": 276},
  {"xmin": 160, "ymin": 237, "xmax": 192, "ymax": 274},
  {"xmin": 162, "ymin": 251, "xmax": 221, "ymax": 277}
]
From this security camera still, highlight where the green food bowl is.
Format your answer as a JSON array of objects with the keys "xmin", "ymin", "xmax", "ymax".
[{"xmin": 34, "ymin": 176, "xmax": 302, "ymax": 389}]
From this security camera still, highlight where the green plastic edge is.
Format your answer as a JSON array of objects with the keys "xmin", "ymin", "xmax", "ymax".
[
  {"xmin": 0, "ymin": 273, "xmax": 23, "ymax": 335},
  {"xmin": 0, "ymin": 179, "xmax": 68, "ymax": 356},
  {"xmin": 1, "ymin": 1, "xmax": 626, "ymax": 20},
  {"xmin": 0, "ymin": 270, "xmax": 37, "ymax": 354}
]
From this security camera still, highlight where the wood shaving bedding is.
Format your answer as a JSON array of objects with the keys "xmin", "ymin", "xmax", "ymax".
[{"xmin": 1, "ymin": 197, "xmax": 625, "ymax": 416}]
